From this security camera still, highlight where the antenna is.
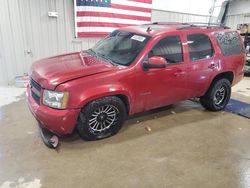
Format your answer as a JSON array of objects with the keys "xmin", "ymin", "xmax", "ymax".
[{"xmin": 147, "ymin": 26, "xmax": 152, "ymax": 32}]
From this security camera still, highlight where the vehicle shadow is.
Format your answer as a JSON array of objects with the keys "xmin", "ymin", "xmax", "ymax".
[
  {"xmin": 0, "ymin": 94, "xmax": 228, "ymax": 152},
  {"xmin": 59, "ymin": 99, "xmax": 223, "ymax": 150}
]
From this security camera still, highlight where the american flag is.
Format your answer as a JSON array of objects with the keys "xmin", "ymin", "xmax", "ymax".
[{"xmin": 74, "ymin": 0, "xmax": 152, "ymax": 37}]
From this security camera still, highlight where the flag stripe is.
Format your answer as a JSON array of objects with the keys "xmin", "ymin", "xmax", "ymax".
[
  {"xmin": 111, "ymin": 0, "xmax": 151, "ymax": 8},
  {"xmin": 77, "ymin": 12, "xmax": 151, "ymax": 21},
  {"xmin": 76, "ymin": 17, "xmax": 149, "ymax": 25},
  {"xmin": 111, "ymin": 3, "xmax": 151, "ymax": 13},
  {"xmin": 74, "ymin": 0, "xmax": 152, "ymax": 37},
  {"xmin": 128, "ymin": 0, "xmax": 152, "ymax": 4},
  {"xmin": 76, "ymin": 6, "xmax": 151, "ymax": 17},
  {"xmin": 77, "ymin": 22, "xmax": 132, "ymax": 28},
  {"xmin": 78, "ymin": 32, "xmax": 110, "ymax": 37},
  {"xmin": 77, "ymin": 27, "xmax": 118, "ymax": 32}
]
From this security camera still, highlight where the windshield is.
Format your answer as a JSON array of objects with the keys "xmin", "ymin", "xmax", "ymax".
[{"xmin": 90, "ymin": 30, "xmax": 150, "ymax": 66}]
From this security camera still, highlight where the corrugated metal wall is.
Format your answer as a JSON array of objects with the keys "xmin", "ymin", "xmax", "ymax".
[
  {"xmin": 226, "ymin": 15, "xmax": 250, "ymax": 29},
  {"xmin": 152, "ymin": 9, "xmax": 209, "ymax": 23},
  {"xmin": 0, "ymin": 0, "xmax": 209, "ymax": 86},
  {"xmin": 225, "ymin": 0, "xmax": 250, "ymax": 29}
]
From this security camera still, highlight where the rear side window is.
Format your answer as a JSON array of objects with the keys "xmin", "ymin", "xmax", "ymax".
[
  {"xmin": 214, "ymin": 31, "xmax": 244, "ymax": 56},
  {"xmin": 187, "ymin": 34, "xmax": 214, "ymax": 61},
  {"xmin": 149, "ymin": 35, "xmax": 183, "ymax": 64}
]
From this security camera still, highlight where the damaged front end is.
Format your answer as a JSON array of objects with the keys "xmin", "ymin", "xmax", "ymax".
[{"xmin": 39, "ymin": 127, "xmax": 59, "ymax": 149}]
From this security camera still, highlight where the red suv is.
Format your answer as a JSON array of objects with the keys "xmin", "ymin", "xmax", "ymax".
[{"xmin": 27, "ymin": 23, "xmax": 245, "ymax": 141}]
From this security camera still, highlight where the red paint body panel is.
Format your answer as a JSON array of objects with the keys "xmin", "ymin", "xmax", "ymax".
[
  {"xmin": 27, "ymin": 24, "xmax": 245, "ymax": 136},
  {"xmin": 26, "ymin": 86, "xmax": 80, "ymax": 135},
  {"xmin": 30, "ymin": 52, "xmax": 115, "ymax": 90}
]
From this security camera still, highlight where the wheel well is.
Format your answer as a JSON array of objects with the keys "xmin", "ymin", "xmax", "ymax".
[
  {"xmin": 212, "ymin": 71, "xmax": 234, "ymax": 85},
  {"xmin": 82, "ymin": 94, "xmax": 130, "ymax": 115},
  {"xmin": 203, "ymin": 71, "xmax": 234, "ymax": 96},
  {"xmin": 116, "ymin": 94, "xmax": 129, "ymax": 114}
]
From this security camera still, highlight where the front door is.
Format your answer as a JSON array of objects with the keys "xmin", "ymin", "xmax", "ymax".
[{"xmin": 136, "ymin": 34, "xmax": 188, "ymax": 111}]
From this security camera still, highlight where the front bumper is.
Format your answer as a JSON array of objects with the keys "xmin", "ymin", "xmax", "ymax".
[{"xmin": 26, "ymin": 86, "xmax": 80, "ymax": 136}]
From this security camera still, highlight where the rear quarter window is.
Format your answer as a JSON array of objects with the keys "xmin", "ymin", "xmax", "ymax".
[{"xmin": 214, "ymin": 31, "xmax": 244, "ymax": 56}]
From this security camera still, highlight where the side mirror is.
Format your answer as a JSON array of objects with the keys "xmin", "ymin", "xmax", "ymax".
[{"xmin": 143, "ymin": 56, "xmax": 167, "ymax": 70}]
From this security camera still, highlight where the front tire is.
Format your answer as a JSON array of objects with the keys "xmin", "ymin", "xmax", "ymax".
[
  {"xmin": 77, "ymin": 96, "xmax": 127, "ymax": 140},
  {"xmin": 200, "ymin": 78, "xmax": 231, "ymax": 111}
]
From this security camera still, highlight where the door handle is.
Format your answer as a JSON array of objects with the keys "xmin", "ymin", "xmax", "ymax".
[
  {"xmin": 174, "ymin": 70, "xmax": 185, "ymax": 76},
  {"xmin": 208, "ymin": 63, "xmax": 216, "ymax": 69}
]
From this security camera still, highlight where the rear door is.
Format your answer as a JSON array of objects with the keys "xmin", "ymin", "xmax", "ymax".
[{"xmin": 183, "ymin": 32, "xmax": 219, "ymax": 98}]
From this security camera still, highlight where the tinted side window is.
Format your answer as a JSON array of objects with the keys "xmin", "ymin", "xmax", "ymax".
[
  {"xmin": 187, "ymin": 34, "xmax": 214, "ymax": 61},
  {"xmin": 214, "ymin": 31, "xmax": 244, "ymax": 56},
  {"xmin": 150, "ymin": 35, "xmax": 183, "ymax": 64}
]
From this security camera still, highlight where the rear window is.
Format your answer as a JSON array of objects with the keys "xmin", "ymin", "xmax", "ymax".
[
  {"xmin": 187, "ymin": 34, "xmax": 214, "ymax": 61},
  {"xmin": 214, "ymin": 31, "xmax": 244, "ymax": 56}
]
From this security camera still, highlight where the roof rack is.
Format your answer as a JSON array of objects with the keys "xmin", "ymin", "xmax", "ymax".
[
  {"xmin": 142, "ymin": 22, "xmax": 187, "ymax": 25},
  {"xmin": 143, "ymin": 22, "xmax": 230, "ymax": 30},
  {"xmin": 152, "ymin": 22, "xmax": 187, "ymax": 25},
  {"xmin": 142, "ymin": 22, "xmax": 230, "ymax": 30},
  {"xmin": 176, "ymin": 22, "xmax": 230, "ymax": 30},
  {"xmin": 143, "ymin": 22, "xmax": 188, "ymax": 25}
]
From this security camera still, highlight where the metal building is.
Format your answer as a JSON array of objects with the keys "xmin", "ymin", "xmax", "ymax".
[
  {"xmin": 226, "ymin": 0, "xmax": 250, "ymax": 28},
  {"xmin": 0, "ymin": 0, "xmax": 210, "ymax": 85}
]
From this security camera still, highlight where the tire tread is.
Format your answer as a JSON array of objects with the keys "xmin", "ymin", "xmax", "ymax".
[
  {"xmin": 200, "ymin": 78, "xmax": 231, "ymax": 111},
  {"xmin": 77, "ymin": 96, "xmax": 126, "ymax": 141}
]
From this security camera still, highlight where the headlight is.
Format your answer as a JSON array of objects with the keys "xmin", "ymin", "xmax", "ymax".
[{"xmin": 43, "ymin": 90, "xmax": 69, "ymax": 109}]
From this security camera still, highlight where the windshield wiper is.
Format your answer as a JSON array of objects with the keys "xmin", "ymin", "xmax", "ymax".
[
  {"xmin": 87, "ymin": 49, "xmax": 98, "ymax": 57},
  {"xmin": 87, "ymin": 49, "xmax": 118, "ymax": 66}
]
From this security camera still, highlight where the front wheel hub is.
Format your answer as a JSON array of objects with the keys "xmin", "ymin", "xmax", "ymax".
[
  {"xmin": 97, "ymin": 113, "xmax": 108, "ymax": 122},
  {"xmin": 89, "ymin": 105, "xmax": 118, "ymax": 132}
]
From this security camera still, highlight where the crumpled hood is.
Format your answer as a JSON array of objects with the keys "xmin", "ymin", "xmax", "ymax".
[{"xmin": 30, "ymin": 51, "xmax": 115, "ymax": 90}]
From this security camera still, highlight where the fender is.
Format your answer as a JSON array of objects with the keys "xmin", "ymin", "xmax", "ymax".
[
  {"xmin": 77, "ymin": 84, "xmax": 134, "ymax": 114},
  {"xmin": 57, "ymin": 82, "xmax": 135, "ymax": 114}
]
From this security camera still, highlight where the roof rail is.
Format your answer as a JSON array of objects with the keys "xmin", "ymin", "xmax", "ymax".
[
  {"xmin": 143, "ymin": 22, "xmax": 187, "ymax": 25},
  {"xmin": 152, "ymin": 22, "xmax": 187, "ymax": 25},
  {"xmin": 143, "ymin": 22, "xmax": 230, "ymax": 29},
  {"xmin": 177, "ymin": 22, "xmax": 230, "ymax": 30},
  {"xmin": 142, "ymin": 22, "xmax": 230, "ymax": 30}
]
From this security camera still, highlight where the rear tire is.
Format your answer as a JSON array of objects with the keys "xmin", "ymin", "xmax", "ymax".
[
  {"xmin": 77, "ymin": 96, "xmax": 127, "ymax": 141},
  {"xmin": 200, "ymin": 78, "xmax": 231, "ymax": 111}
]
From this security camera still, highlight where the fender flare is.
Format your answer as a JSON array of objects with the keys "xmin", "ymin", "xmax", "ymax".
[
  {"xmin": 77, "ymin": 84, "xmax": 134, "ymax": 113},
  {"xmin": 203, "ymin": 70, "xmax": 234, "ymax": 96}
]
